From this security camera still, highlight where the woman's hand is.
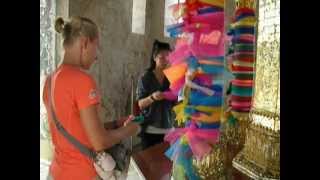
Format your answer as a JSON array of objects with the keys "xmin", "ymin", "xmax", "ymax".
[
  {"xmin": 116, "ymin": 115, "xmax": 134, "ymax": 127},
  {"xmin": 152, "ymin": 91, "xmax": 164, "ymax": 101},
  {"xmin": 123, "ymin": 115, "xmax": 135, "ymax": 126},
  {"xmin": 125, "ymin": 122, "xmax": 141, "ymax": 136},
  {"xmin": 122, "ymin": 115, "xmax": 141, "ymax": 135}
]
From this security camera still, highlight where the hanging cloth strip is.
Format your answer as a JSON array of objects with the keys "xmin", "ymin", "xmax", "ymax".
[
  {"xmin": 231, "ymin": 79, "xmax": 253, "ymax": 87},
  {"xmin": 165, "ymin": 139, "xmax": 200, "ymax": 180},
  {"xmin": 163, "ymin": 63, "xmax": 188, "ymax": 84},
  {"xmin": 168, "ymin": 45, "xmax": 191, "ymax": 65},
  {"xmin": 198, "ymin": 6, "xmax": 223, "ymax": 14},
  {"xmin": 195, "ymin": 121, "xmax": 221, "ymax": 129},
  {"xmin": 231, "ymin": 86, "xmax": 253, "ymax": 96},
  {"xmin": 233, "ymin": 73, "xmax": 254, "ymax": 80},
  {"xmin": 231, "ymin": 101, "xmax": 252, "ymax": 108},
  {"xmin": 169, "ymin": 77, "xmax": 185, "ymax": 95},
  {"xmin": 191, "ymin": 111, "xmax": 221, "ymax": 123},
  {"xmin": 164, "ymin": 121, "xmax": 220, "ymax": 160},
  {"xmin": 184, "ymin": 105, "xmax": 222, "ymax": 116},
  {"xmin": 231, "ymin": 95, "xmax": 252, "ymax": 101},
  {"xmin": 232, "ymin": 34, "xmax": 255, "ymax": 43},
  {"xmin": 231, "ymin": 107, "xmax": 251, "ymax": 112},
  {"xmin": 235, "ymin": 12, "xmax": 255, "ymax": 21},
  {"xmin": 234, "ymin": 44, "xmax": 254, "ymax": 52},
  {"xmin": 198, "ymin": 0, "xmax": 224, "ymax": 8},
  {"xmin": 189, "ymin": 92, "xmax": 223, "ymax": 106},
  {"xmin": 235, "ymin": 7, "xmax": 255, "ymax": 17},
  {"xmin": 233, "ymin": 27, "xmax": 255, "ymax": 35},
  {"xmin": 232, "ymin": 65, "xmax": 254, "ymax": 72},
  {"xmin": 232, "ymin": 60, "xmax": 254, "ymax": 67}
]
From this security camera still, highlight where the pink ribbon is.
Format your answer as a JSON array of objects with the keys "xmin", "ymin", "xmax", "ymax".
[
  {"xmin": 189, "ymin": 12, "xmax": 224, "ymax": 29},
  {"xmin": 191, "ymin": 31, "xmax": 225, "ymax": 57},
  {"xmin": 231, "ymin": 101, "xmax": 252, "ymax": 108},
  {"xmin": 232, "ymin": 52, "xmax": 255, "ymax": 56},
  {"xmin": 163, "ymin": 91, "xmax": 178, "ymax": 101},
  {"xmin": 236, "ymin": 34, "xmax": 256, "ymax": 42},
  {"xmin": 231, "ymin": 80, "xmax": 253, "ymax": 87},
  {"xmin": 164, "ymin": 122, "xmax": 220, "ymax": 159},
  {"xmin": 168, "ymin": 45, "xmax": 191, "ymax": 65}
]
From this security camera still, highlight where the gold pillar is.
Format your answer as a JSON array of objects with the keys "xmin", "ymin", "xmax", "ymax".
[{"xmin": 232, "ymin": 0, "xmax": 280, "ymax": 179}]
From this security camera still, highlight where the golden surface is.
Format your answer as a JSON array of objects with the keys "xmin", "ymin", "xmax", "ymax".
[
  {"xmin": 253, "ymin": 40, "xmax": 280, "ymax": 114},
  {"xmin": 192, "ymin": 143, "xmax": 227, "ymax": 180},
  {"xmin": 233, "ymin": 123, "xmax": 280, "ymax": 179},
  {"xmin": 250, "ymin": 108, "xmax": 280, "ymax": 131},
  {"xmin": 192, "ymin": 116, "xmax": 251, "ymax": 180},
  {"xmin": 253, "ymin": 0, "xmax": 280, "ymax": 115},
  {"xmin": 235, "ymin": 0, "xmax": 257, "ymax": 9}
]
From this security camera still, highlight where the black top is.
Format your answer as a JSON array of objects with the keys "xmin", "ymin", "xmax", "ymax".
[{"xmin": 136, "ymin": 70, "xmax": 174, "ymax": 132}]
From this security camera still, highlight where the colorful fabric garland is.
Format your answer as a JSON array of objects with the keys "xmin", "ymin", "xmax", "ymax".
[
  {"xmin": 163, "ymin": 0, "xmax": 226, "ymax": 179},
  {"xmin": 227, "ymin": 5, "xmax": 257, "ymax": 114}
]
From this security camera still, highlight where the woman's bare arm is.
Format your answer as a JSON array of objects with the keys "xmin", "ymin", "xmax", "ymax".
[
  {"xmin": 138, "ymin": 95, "xmax": 154, "ymax": 110},
  {"xmin": 80, "ymin": 104, "xmax": 139, "ymax": 151}
]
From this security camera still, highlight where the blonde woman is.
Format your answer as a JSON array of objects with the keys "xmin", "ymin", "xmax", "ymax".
[{"xmin": 43, "ymin": 17, "xmax": 139, "ymax": 180}]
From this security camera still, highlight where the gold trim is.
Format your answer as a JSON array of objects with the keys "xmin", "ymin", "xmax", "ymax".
[
  {"xmin": 192, "ymin": 143, "xmax": 227, "ymax": 180},
  {"xmin": 250, "ymin": 108, "xmax": 280, "ymax": 131},
  {"xmin": 233, "ymin": 123, "xmax": 280, "ymax": 179},
  {"xmin": 233, "ymin": 153, "xmax": 279, "ymax": 180},
  {"xmin": 250, "ymin": 108, "xmax": 280, "ymax": 122},
  {"xmin": 231, "ymin": 111, "xmax": 250, "ymax": 121},
  {"xmin": 235, "ymin": 0, "xmax": 257, "ymax": 9}
]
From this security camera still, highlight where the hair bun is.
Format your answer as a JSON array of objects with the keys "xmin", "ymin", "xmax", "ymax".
[{"xmin": 55, "ymin": 17, "xmax": 65, "ymax": 33}]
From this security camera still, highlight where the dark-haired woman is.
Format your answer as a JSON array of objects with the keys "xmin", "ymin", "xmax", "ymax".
[{"xmin": 136, "ymin": 40, "xmax": 175, "ymax": 150}]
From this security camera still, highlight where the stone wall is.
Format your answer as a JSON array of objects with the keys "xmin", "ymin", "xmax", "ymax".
[{"xmin": 66, "ymin": 0, "xmax": 174, "ymax": 122}]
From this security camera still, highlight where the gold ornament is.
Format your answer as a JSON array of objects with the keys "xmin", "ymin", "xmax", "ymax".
[
  {"xmin": 192, "ymin": 143, "xmax": 227, "ymax": 180},
  {"xmin": 235, "ymin": 0, "xmax": 256, "ymax": 9},
  {"xmin": 233, "ymin": 122, "xmax": 280, "ymax": 179}
]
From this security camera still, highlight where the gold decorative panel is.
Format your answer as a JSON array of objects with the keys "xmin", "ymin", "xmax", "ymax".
[
  {"xmin": 233, "ymin": 122, "xmax": 280, "ymax": 179},
  {"xmin": 192, "ymin": 143, "xmax": 227, "ymax": 180},
  {"xmin": 235, "ymin": 0, "xmax": 257, "ymax": 9},
  {"xmin": 253, "ymin": 0, "xmax": 280, "ymax": 115}
]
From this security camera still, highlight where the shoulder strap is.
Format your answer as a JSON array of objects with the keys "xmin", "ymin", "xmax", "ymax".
[{"xmin": 47, "ymin": 74, "xmax": 96, "ymax": 159}]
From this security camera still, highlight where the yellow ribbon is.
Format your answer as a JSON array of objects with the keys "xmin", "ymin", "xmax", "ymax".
[{"xmin": 199, "ymin": 0, "xmax": 225, "ymax": 8}]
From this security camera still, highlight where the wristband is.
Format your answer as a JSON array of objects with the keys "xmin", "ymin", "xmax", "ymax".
[{"xmin": 150, "ymin": 95, "xmax": 156, "ymax": 102}]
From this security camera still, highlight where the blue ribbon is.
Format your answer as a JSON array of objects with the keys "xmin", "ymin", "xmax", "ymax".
[
  {"xmin": 165, "ymin": 139, "xmax": 200, "ymax": 180},
  {"xmin": 198, "ymin": 7, "xmax": 223, "ymax": 14},
  {"xmin": 234, "ymin": 27, "xmax": 255, "ymax": 35},
  {"xmin": 189, "ymin": 85, "xmax": 223, "ymax": 106}
]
